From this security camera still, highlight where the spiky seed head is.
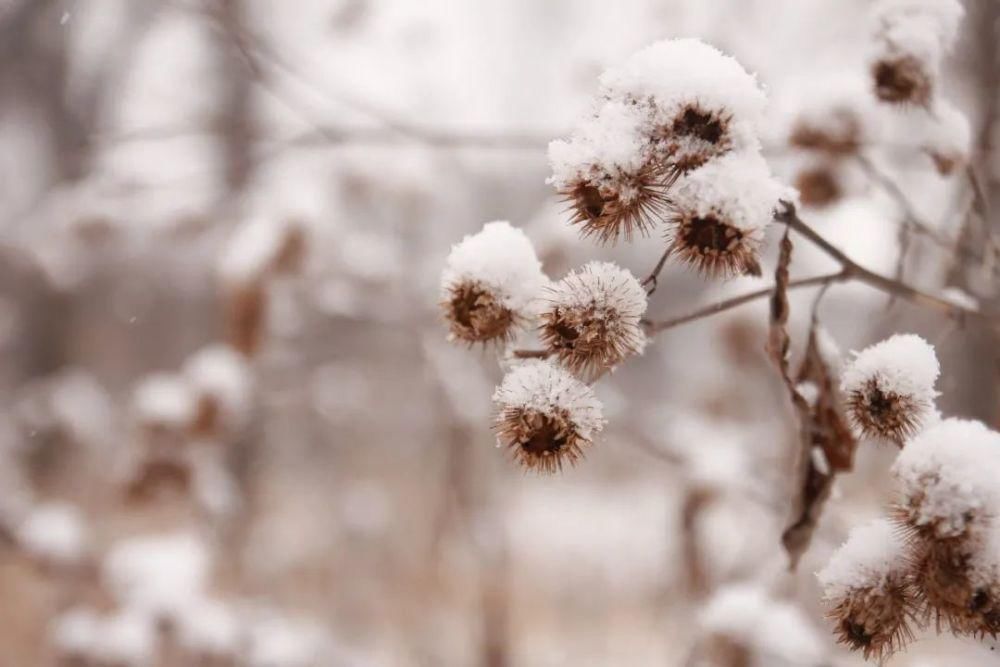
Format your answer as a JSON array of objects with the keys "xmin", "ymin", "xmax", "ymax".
[
  {"xmin": 667, "ymin": 209, "xmax": 762, "ymax": 278},
  {"xmin": 795, "ymin": 165, "xmax": 842, "ymax": 208},
  {"xmin": 891, "ymin": 418, "xmax": 1000, "ymax": 541},
  {"xmin": 817, "ymin": 519, "xmax": 917, "ymax": 661},
  {"xmin": 558, "ymin": 164, "xmax": 669, "ymax": 245},
  {"xmin": 664, "ymin": 152, "xmax": 785, "ymax": 279},
  {"xmin": 439, "ymin": 221, "xmax": 547, "ymax": 345},
  {"xmin": 548, "ymin": 98, "xmax": 667, "ymax": 245},
  {"xmin": 492, "ymin": 361, "xmax": 604, "ymax": 474},
  {"xmin": 443, "ymin": 280, "xmax": 517, "ymax": 345},
  {"xmin": 872, "ymin": 55, "xmax": 932, "ymax": 106},
  {"xmin": 846, "ymin": 378, "xmax": 929, "ymax": 445},
  {"xmin": 840, "ymin": 334, "xmax": 940, "ymax": 445},
  {"xmin": 539, "ymin": 262, "xmax": 647, "ymax": 378},
  {"xmin": 789, "ymin": 108, "xmax": 862, "ymax": 157}
]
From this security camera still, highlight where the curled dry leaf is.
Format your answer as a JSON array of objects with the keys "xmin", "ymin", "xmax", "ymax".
[{"xmin": 767, "ymin": 229, "xmax": 857, "ymax": 569}]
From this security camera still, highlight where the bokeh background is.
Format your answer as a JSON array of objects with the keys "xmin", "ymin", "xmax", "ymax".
[{"xmin": 0, "ymin": 0, "xmax": 999, "ymax": 665}]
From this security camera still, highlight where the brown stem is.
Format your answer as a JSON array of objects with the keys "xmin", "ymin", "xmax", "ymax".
[
  {"xmin": 642, "ymin": 271, "xmax": 848, "ymax": 335},
  {"xmin": 511, "ymin": 348, "xmax": 551, "ymax": 360},
  {"xmin": 775, "ymin": 201, "xmax": 993, "ymax": 327}
]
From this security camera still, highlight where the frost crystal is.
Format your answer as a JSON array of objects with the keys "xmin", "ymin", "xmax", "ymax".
[
  {"xmin": 540, "ymin": 261, "xmax": 647, "ymax": 377},
  {"xmin": 492, "ymin": 360, "xmax": 604, "ymax": 473},
  {"xmin": 840, "ymin": 333, "xmax": 940, "ymax": 443},
  {"xmin": 440, "ymin": 221, "xmax": 547, "ymax": 344},
  {"xmin": 892, "ymin": 418, "xmax": 1000, "ymax": 539}
]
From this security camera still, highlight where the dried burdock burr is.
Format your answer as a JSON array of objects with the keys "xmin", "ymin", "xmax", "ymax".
[
  {"xmin": 840, "ymin": 334, "xmax": 939, "ymax": 445},
  {"xmin": 539, "ymin": 262, "xmax": 647, "ymax": 379},
  {"xmin": 439, "ymin": 221, "xmax": 547, "ymax": 345},
  {"xmin": 665, "ymin": 152, "xmax": 786, "ymax": 279},
  {"xmin": 492, "ymin": 360, "xmax": 604, "ymax": 473},
  {"xmin": 817, "ymin": 519, "xmax": 917, "ymax": 661}
]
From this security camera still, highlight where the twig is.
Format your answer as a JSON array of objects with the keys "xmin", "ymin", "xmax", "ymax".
[
  {"xmin": 642, "ymin": 271, "xmax": 849, "ymax": 335},
  {"xmin": 641, "ymin": 246, "xmax": 673, "ymax": 295},
  {"xmin": 511, "ymin": 349, "xmax": 551, "ymax": 360},
  {"xmin": 775, "ymin": 201, "xmax": 993, "ymax": 327}
]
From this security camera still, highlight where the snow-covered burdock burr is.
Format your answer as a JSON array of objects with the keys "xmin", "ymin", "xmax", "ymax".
[
  {"xmin": 548, "ymin": 38, "xmax": 768, "ymax": 246},
  {"xmin": 869, "ymin": 0, "xmax": 964, "ymax": 106},
  {"xmin": 840, "ymin": 334, "xmax": 940, "ymax": 445},
  {"xmin": 539, "ymin": 262, "xmax": 647, "ymax": 378},
  {"xmin": 892, "ymin": 418, "xmax": 1000, "ymax": 541},
  {"xmin": 599, "ymin": 38, "xmax": 766, "ymax": 177},
  {"xmin": 665, "ymin": 153, "xmax": 786, "ymax": 278},
  {"xmin": 817, "ymin": 519, "xmax": 916, "ymax": 661},
  {"xmin": 439, "ymin": 221, "xmax": 547, "ymax": 346},
  {"xmin": 492, "ymin": 360, "xmax": 605, "ymax": 473}
]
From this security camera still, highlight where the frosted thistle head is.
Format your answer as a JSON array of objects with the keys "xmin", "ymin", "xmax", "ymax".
[
  {"xmin": 869, "ymin": 0, "xmax": 964, "ymax": 107},
  {"xmin": 840, "ymin": 334, "xmax": 940, "ymax": 445},
  {"xmin": 891, "ymin": 418, "xmax": 1000, "ymax": 541},
  {"xmin": 549, "ymin": 100, "xmax": 668, "ymax": 245},
  {"xmin": 492, "ymin": 361, "xmax": 605, "ymax": 474},
  {"xmin": 599, "ymin": 39, "xmax": 766, "ymax": 179},
  {"xmin": 665, "ymin": 152, "xmax": 785, "ymax": 278},
  {"xmin": 817, "ymin": 519, "xmax": 916, "ymax": 661},
  {"xmin": 539, "ymin": 262, "xmax": 647, "ymax": 378},
  {"xmin": 439, "ymin": 222, "xmax": 547, "ymax": 345}
]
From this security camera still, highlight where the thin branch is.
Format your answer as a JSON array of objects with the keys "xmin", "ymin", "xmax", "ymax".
[
  {"xmin": 775, "ymin": 202, "xmax": 995, "ymax": 327},
  {"xmin": 641, "ymin": 246, "xmax": 673, "ymax": 295},
  {"xmin": 642, "ymin": 272, "xmax": 849, "ymax": 335},
  {"xmin": 511, "ymin": 349, "xmax": 551, "ymax": 360}
]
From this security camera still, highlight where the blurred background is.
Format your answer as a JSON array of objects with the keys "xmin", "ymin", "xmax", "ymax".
[{"xmin": 0, "ymin": 0, "xmax": 998, "ymax": 665}]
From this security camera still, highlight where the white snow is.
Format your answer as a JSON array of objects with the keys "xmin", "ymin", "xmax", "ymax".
[
  {"xmin": 599, "ymin": 38, "xmax": 767, "ymax": 130},
  {"xmin": 670, "ymin": 151, "xmax": 789, "ymax": 233},
  {"xmin": 873, "ymin": 0, "xmax": 964, "ymax": 63},
  {"xmin": 218, "ymin": 217, "xmax": 299, "ymax": 287},
  {"xmin": 892, "ymin": 418, "xmax": 1000, "ymax": 538},
  {"xmin": 177, "ymin": 598, "xmax": 242, "ymax": 658},
  {"xmin": 492, "ymin": 360, "xmax": 605, "ymax": 439},
  {"xmin": 817, "ymin": 518, "xmax": 908, "ymax": 599},
  {"xmin": 547, "ymin": 98, "xmax": 651, "ymax": 190},
  {"xmin": 103, "ymin": 532, "xmax": 212, "ymax": 621},
  {"xmin": 93, "ymin": 609, "xmax": 157, "ymax": 667},
  {"xmin": 16, "ymin": 502, "xmax": 87, "ymax": 565},
  {"xmin": 132, "ymin": 372, "xmax": 198, "ymax": 428},
  {"xmin": 182, "ymin": 344, "xmax": 254, "ymax": 426},
  {"xmin": 440, "ymin": 220, "xmax": 548, "ymax": 316},
  {"xmin": 51, "ymin": 607, "xmax": 100, "ymax": 658},
  {"xmin": 699, "ymin": 584, "xmax": 826, "ymax": 665},
  {"xmin": 840, "ymin": 333, "xmax": 939, "ymax": 407}
]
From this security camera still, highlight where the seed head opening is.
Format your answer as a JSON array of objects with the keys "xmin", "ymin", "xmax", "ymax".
[
  {"xmin": 655, "ymin": 103, "xmax": 734, "ymax": 175},
  {"xmin": 443, "ymin": 280, "xmax": 516, "ymax": 345},
  {"xmin": 872, "ymin": 56, "xmax": 932, "ymax": 106},
  {"xmin": 847, "ymin": 378, "xmax": 928, "ymax": 445},
  {"xmin": 668, "ymin": 211, "xmax": 762, "ymax": 278}
]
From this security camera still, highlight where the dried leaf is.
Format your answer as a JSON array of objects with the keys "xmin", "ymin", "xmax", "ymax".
[{"xmin": 767, "ymin": 229, "xmax": 856, "ymax": 569}]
